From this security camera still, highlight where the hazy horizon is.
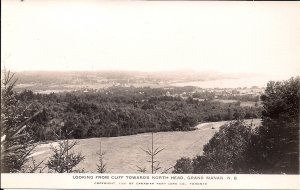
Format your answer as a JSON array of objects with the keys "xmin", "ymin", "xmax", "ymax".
[
  {"xmin": 10, "ymin": 69, "xmax": 296, "ymax": 89},
  {"xmin": 7, "ymin": 69, "xmax": 297, "ymax": 83}
]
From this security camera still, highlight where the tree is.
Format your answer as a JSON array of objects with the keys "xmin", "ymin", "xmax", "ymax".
[
  {"xmin": 137, "ymin": 132, "xmax": 171, "ymax": 174},
  {"xmin": 255, "ymin": 77, "xmax": 299, "ymax": 174},
  {"xmin": 193, "ymin": 120, "xmax": 255, "ymax": 174},
  {"xmin": 46, "ymin": 129, "xmax": 85, "ymax": 173},
  {"xmin": 173, "ymin": 77, "xmax": 299, "ymax": 174},
  {"xmin": 1, "ymin": 70, "xmax": 44, "ymax": 172},
  {"xmin": 173, "ymin": 120, "xmax": 256, "ymax": 174},
  {"xmin": 96, "ymin": 141, "xmax": 107, "ymax": 173}
]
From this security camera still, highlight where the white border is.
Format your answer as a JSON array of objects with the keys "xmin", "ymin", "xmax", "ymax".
[{"xmin": 1, "ymin": 174, "xmax": 300, "ymax": 189}]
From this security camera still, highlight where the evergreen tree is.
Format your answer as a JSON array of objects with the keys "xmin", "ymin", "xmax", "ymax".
[
  {"xmin": 1, "ymin": 70, "xmax": 44, "ymax": 172},
  {"xmin": 96, "ymin": 142, "xmax": 107, "ymax": 173},
  {"xmin": 46, "ymin": 129, "xmax": 85, "ymax": 173}
]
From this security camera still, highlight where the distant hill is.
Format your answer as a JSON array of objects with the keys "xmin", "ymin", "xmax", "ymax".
[{"xmin": 14, "ymin": 70, "xmax": 261, "ymax": 92}]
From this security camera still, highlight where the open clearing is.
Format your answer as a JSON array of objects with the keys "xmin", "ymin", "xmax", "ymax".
[
  {"xmin": 32, "ymin": 119, "xmax": 261, "ymax": 173},
  {"xmin": 213, "ymin": 99, "xmax": 259, "ymax": 107}
]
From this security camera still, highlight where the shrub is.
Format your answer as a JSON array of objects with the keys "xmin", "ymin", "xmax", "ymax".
[
  {"xmin": 192, "ymin": 120, "xmax": 255, "ymax": 174},
  {"xmin": 173, "ymin": 157, "xmax": 193, "ymax": 174},
  {"xmin": 173, "ymin": 120, "xmax": 257, "ymax": 174}
]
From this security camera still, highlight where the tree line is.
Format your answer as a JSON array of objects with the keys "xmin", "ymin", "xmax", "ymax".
[
  {"xmin": 15, "ymin": 86, "xmax": 262, "ymax": 142},
  {"xmin": 173, "ymin": 77, "xmax": 299, "ymax": 174}
]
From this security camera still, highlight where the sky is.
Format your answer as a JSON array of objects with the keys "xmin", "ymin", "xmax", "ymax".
[{"xmin": 2, "ymin": 0, "xmax": 300, "ymax": 79}]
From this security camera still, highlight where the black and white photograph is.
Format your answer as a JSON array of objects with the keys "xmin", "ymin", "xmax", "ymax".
[{"xmin": 1, "ymin": 0, "xmax": 299, "ymax": 189}]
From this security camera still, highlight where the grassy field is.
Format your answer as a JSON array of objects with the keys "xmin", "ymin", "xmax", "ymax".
[
  {"xmin": 213, "ymin": 99, "xmax": 260, "ymax": 107},
  {"xmin": 240, "ymin": 101, "xmax": 258, "ymax": 107},
  {"xmin": 31, "ymin": 119, "xmax": 261, "ymax": 174}
]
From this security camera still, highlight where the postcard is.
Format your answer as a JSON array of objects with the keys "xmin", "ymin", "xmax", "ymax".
[{"xmin": 1, "ymin": 0, "xmax": 299, "ymax": 189}]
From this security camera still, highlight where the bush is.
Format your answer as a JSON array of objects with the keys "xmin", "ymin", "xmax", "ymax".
[
  {"xmin": 172, "ymin": 120, "xmax": 256, "ymax": 174},
  {"xmin": 173, "ymin": 157, "xmax": 193, "ymax": 174},
  {"xmin": 192, "ymin": 120, "xmax": 255, "ymax": 174}
]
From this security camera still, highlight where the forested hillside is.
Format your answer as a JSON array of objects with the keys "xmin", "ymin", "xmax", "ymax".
[{"xmin": 15, "ymin": 86, "xmax": 262, "ymax": 141}]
